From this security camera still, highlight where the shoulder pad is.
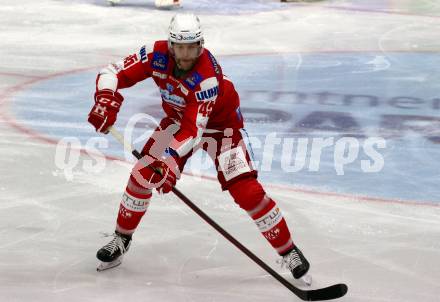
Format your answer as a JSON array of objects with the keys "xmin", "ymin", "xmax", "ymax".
[
  {"xmin": 151, "ymin": 41, "xmax": 170, "ymax": 71},
  {"xmin": 153, "ymin": 40, "xmax": 169, "ymax": 52}
]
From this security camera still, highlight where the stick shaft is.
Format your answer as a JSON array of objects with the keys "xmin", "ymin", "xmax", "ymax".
[{"xmin": 108, "ymin": 126, "xmax": 303, "ymax": 297}]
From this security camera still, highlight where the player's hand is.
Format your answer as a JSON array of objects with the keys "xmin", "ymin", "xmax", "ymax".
[
  {"xmin": 87, "ymin": 89, "xmax": 123, "ymax": 133},
  {"xmin": 132, "ymin": 149, "xmax": 181, "ymax": 194}
]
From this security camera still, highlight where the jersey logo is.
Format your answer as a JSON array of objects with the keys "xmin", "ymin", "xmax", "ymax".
[
  {"xmin": 152, "ymin": 71, "xmax": 167, "ymax": 79},
  {"xmin": 166, "ymin": 83, "xmax": 174, "ymax": 93},
  {"xmin": 218, "ymin": 147, "xmax": 251, "ymax": 181},
  {"xmin": 151, "ymin": 52, "xmax": 168, "ymax": 71},
  {"xmin": 208, "ymin": 52, "xmax": 221, "ymax": 75},
  {"xmin": 184, "ymin": 72, "xmax": 203, "ymax": 90},
  {"xmin": 196, "ymin": 85, "xmax": 219, "ymax": 102},
  {"xmin": 159, "ymin": 88, "xmax": 186, "ymax": 107},
  {"xmin": 139, "ymin": 46, "xmax": 148, "ymax": 63}
]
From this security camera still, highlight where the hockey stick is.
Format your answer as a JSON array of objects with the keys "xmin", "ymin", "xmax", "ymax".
[{"xmin": 108, "ymin": 126, "xmax": 348, "ymax": 301}]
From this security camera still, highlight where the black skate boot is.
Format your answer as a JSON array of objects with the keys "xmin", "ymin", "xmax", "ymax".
[
  {"xmin": 281, "ymin": 245, "xmax": 311, "ymax": 284},
  {"xmin": 96, "ymin": 231, "xmax": 132, "ymax": 271}
]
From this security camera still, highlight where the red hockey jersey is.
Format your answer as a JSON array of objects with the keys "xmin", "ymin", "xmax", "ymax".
[{"xmin": 96, "ymin": 40, "xmax": 244, "ymax": 157}]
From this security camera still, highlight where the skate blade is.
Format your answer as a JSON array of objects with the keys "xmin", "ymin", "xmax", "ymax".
[
  {"xmin": 96, "ymin": 258, "xmax": 122, "ymax": 272},
  {"xmin": 300, "ymin": 274, "xmax": 313, "ymax": 287}
]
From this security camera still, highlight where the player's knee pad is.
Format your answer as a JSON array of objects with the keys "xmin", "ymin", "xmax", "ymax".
[{"xmin": 228, "ymin": 177, "xmax": 267, "ymax": 212}]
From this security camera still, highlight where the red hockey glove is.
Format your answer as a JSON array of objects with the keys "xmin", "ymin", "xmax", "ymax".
[
  {"xmin": 88, "ymin": 89, "xmax": 123, "ymax": 133},
  {"xmin": 132, "ymin": 148, "xmax": 181, "ymax": 194}
]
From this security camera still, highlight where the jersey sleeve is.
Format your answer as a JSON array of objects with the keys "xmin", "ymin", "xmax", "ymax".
[
  {"xmin": 96, "ymin": 45, "xmax": 153, "ymax": 91},
  {"xmin": 170, "ymin": 76, "xmax": 220, "ymax": 157}
]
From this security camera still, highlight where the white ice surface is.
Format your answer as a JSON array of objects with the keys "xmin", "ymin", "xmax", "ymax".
[{"xmin": 1, "ymin": 1, "xmax": 439, "ymax": 301}]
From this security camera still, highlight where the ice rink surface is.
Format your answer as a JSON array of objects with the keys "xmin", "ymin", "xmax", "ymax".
[{"xmin": 1, "ymin": 1, "xmax": 439, "ymax": 301}]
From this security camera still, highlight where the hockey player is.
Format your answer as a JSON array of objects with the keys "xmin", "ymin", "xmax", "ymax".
[{"xmin": 88, "ymin": 13, "xmax": 310, "ymax": 282}]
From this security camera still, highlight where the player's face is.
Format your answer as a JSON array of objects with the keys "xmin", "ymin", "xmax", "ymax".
[{"xmin": 172, "ymin": 42, "xmax": 201, "ymax": 71}]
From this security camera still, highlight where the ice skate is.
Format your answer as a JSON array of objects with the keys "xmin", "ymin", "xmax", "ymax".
[
  {"xmin": 281, "ymin": 245, "xmax": 312, "ymax": 286},
  {"xmin": 96, "ymin": 231, "xmax": 132, "ymax": 271}
]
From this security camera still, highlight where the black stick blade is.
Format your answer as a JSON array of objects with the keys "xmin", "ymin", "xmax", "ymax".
[{"xmin": 303, "ymin": 283, "xmax": 348, "ymax": 301}]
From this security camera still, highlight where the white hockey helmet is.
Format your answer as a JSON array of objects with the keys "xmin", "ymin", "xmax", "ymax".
[{"xmin": 168, "ymin": 13, "xmax": 204, "ymax": 50}]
